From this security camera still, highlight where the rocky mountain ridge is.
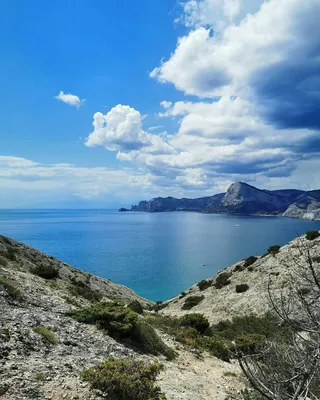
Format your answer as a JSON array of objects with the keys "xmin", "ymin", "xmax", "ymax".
[{"xmin": 121, "ymin": 181, "xmax": 320, "ymax": 220}]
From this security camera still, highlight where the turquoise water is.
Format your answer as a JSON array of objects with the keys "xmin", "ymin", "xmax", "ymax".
[{"xmin": 1, "ymin": 209, "xmax": 320, "ymax": 301}]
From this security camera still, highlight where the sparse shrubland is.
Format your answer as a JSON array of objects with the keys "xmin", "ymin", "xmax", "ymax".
[
  {"xmin": 81, "ymin": 357, "xmax": 166, "ymax": 400},
  {"xmin": 68, "ymin": 301, "xmax": 175, "ymax": 359},
  {"xmin": 197, "ymin": 279, "xmax": 212, "ymax": 291},
  {"xmin": 243, "ymin": 256, "xmax": 257, "ymax": 268},
  {"xmin": 235, "ymin": 284, "xmax": 249, "ymax": 293},
  {"xmin": 237, "ymin": 241, "xmax": 320, "ymax": 399},
  {"xmin": 33, "ymin": 326, "xmax": 57, "ymax": 344},
  {"xmin": 0, "ymin": 276, "xmax": 21, "ymax": 299},
  {"xmin": 214, "ymin": 272, "xmax": 232, "ymax": 289},
  {"xmin": 128, "ymin": 300, "xmax": 144, "ymax": 314},
  {"xmin": 146, "ymin": 312, "xmax": 287, "ymax": 363},
  {"xmin": 179, "ymin": 314, "xmax": 210, "ymax": 334},
  {"xmin": 31, "ymin": 263, "xmax": 59, "ymax": 279},
  {"xmin": 267, "ymin": 245, "xmax": 280, "ymax": 255},
  {"xmin": 182, "ymin": 295, "xmax": 205, "ymax": 310},
  {"xmin": 68, "ymin": 279, "xmax": 102, "ymax": 302},
  {"xmin": 306, "ymin": 230, "xmax": 320, "ymax": 240}
]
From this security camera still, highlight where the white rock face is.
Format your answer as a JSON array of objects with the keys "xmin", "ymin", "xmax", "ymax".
[{"xmin": 283, "ymin": 200, "xmax": 320, "ymax": 220}]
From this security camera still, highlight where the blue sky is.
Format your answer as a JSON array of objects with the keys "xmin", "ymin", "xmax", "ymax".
[{"xmin": 0, "ymin": 0, "xmax": 319, "ymax": 207}]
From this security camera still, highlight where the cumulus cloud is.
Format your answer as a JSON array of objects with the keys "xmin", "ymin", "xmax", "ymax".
[
  {"xmin": 84, "ymin": 0, "xmax": 320, "ymax": 197},
  {"xmin": 85, "ymin": 104, "xmax": 174, "ymax": 156},
  {"xmin": 54, "ymin": 91, "xmax": 86, "ymax": 108},
  {"xmin": 151, "ymin": 0, "xmax": 320, "ymax": 130}
]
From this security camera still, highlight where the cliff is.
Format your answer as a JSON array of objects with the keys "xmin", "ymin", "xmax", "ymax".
[{"xmin": 122, "ymin": 181, "xmax": 320, "ymax": 220}]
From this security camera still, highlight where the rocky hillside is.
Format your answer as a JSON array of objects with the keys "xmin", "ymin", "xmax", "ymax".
[
  {"xmin": 1, "ymin": 232, "xmax": 319, "ymax": 399},
  {"xmin": 121, "ymin": 181, "xmax": 320, "ymax": 220},
  {"xmin": 0, "ymin": 235, "xmax": 243, "ymax": 400},
  {"xmin": 159, "ymin": 232, "xmax": 320, "ymax": 324}
]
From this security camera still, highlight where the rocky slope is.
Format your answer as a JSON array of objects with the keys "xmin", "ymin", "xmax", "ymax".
[
  {"xmin": 2, "ymin": 232, "xmax": 319, "ymax": 399},
  {"xmin": 159, "ymin": 233, "xmax": 320, "ymax": 324},
  {"xmin": 0, "ymin": 235, "xmax": 242, "ymax": 400},
  {"xmin": 122, "ymin": 181, "xmax": 320, "ymax": 220}
]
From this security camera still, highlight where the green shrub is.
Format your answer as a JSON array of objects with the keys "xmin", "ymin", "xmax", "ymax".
[
  {"xmin": 174, "ymin": 327, "xmax": 199, "ymax": 346},
  {"xmin": 234, "ymin": 333, "xmax": 266, "ymax": 354},
  {"xmin": 0, "ymin": 276, "xmax": 20, "ymax": 299},
  {"xmin": 68, "ymin": 280, "xmax": 102, "ymax": 302},
  {"xmin": 128, "ymin": 300, "xmax": 143, "ymax": 314},
  {"xmin": 151, "ymin": 301, "xmax": 168, "ymax": 312},
  {"xmin": 0, "ymin": 255, "xmax": 8, "ymax": 266},
  {"xmin": 6, "ymin": 246, "xmax": 16, "ymax": 261},
  {"xmin": 244, "ymin": 256, "xmax": 258, "ymax": 268},
  {"xmin": 214, "ymin": 272, "xmax": 232, "ymax": 289},
  {"xmin": 306, "ymin": 230, "xmax": 320, "ymax": 241},
  {"xmin": 206, "ymin": 336, "xmax": 230, "ymax": 362},
  {"xmin": 179, "ymin": 314, "xmax": 210, "ymax": 334},
  {"xmin": 132, "ymin": 320, "xmax": 175, "ymax": 360},
  {"xmin": 33, "ymin": 326, "xmax": 56, "ymax": 344},
  {"xmin": 69, "ymin": 301, "xmax": 174, "ymax": 358},
  {"xmin": 81, "ymin": 357, "xmax": 166, "ymax": 400},
  {"xmin": 197, "ymin": 279, "xmax": 212, "ymax": 291},
  {"xmin": 234, "ymin": 264, "xmax": 245, "ymax": 272},
  {"xmin": 70, "ymin": 301, "xmax": 137, "ymax": 337},
  {"xmin": 182, "ymin": 295, "xmax": 204, "ymax": 310},
  {"xmin": 236, "ymin": 284, "xmax": 249, "ymax": 293},
  {"xmin": 312, "ymin": 256, "xmax": 320, "ymax": 263},
  {"xmin": 267, "ymin": 245, "xmax": 281, "ymax": 255},
  {"xmin": 179, "ymin": 291, "xmax": 186, "ymax": 299},
  {"xmin": 211, "ymin": 314, "xmax": 289, "ymax": 343},
  {"xmin": 31, "ymin": 263, "xmax": 59, "ymax": 279}
]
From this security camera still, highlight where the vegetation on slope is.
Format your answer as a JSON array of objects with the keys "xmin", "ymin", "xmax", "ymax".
[
  {"xmin": 82, "ymin": 357, "xmax": 165, "ymax": 400},
  {"xmin": 146, "ymin": 312, "xmax": 290, "ymax": 363},
  {"xmin": 68, "ymin": 300, "xmax": 175, "ymax": 360}
]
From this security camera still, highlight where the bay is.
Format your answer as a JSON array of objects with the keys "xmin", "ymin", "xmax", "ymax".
[{"xmin": 1, "ymin": 209, "xmax": 320, "ymax": 301}]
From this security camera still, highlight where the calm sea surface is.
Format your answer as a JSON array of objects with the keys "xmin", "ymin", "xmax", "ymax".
[{"xmin": 1, "ymin": 209, "xmax": 320, "ymax": 301}]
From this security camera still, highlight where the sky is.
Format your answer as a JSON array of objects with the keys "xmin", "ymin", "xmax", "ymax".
[{"xmin": 0, "ymin": 0, "xmax": 319, "ymax": 208}]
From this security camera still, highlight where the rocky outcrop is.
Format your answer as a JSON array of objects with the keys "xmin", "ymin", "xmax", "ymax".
[{"xmin": 122, "ymin": 181, "xmax": 320, "ymax": 220}]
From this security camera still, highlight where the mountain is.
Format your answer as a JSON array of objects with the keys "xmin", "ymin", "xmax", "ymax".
[{"xmin": 121, "ymin": 181, "xmax": 320, "ymax": 220}]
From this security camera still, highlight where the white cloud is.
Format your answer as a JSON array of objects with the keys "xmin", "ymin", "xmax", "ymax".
[
  {"xmin": 148, "ymin": 125, "xmax": 164, "ymax": 132},
  {"xmin": 83, "ymin": 0, "xmax": 320, "ymax": 199},
  {"xmin": 160, "ymin": 101, "xmax": 172, "ymax": 109},
  {"xmin": 54, "ymin": 91, "xmax": 86, "ymax": 108},
  {"xmin": 0, "ymin": 156, "xmax": 154, "ymax": 206},
  {"xmin": 151, "ymin": 0, "xmax": 320, "ymax": 100},
  {"xmin": 180, "ymin": 0, "xmax": 263, "ymax": 29},
  {"xmin": 85, "ymin": 104, "xmax": 174, "ymax": 156}
]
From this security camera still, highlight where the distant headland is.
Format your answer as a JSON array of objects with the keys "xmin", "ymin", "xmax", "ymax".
[{"xmin": 119, "ymin": 181, "xmax": 320, "ymax": 220}]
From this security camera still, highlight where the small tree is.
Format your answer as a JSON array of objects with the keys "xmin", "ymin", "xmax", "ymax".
[{"xmin": 236, "ymin": 236, "xmax": 320, "ymax": 399}]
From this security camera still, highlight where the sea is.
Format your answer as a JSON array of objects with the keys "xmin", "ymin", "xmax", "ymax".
[{"xmin": 1, "ymin": 209, "xmax": 320, "ymax": 301}]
